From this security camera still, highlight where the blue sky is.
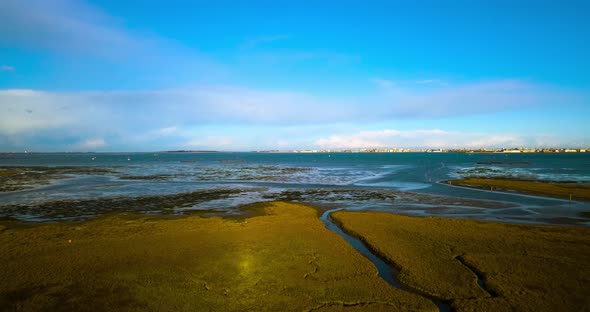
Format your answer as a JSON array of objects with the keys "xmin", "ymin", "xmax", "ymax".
[{"xmin": 1, "ymin": 0, "xmax": 589, "ymax": 151}]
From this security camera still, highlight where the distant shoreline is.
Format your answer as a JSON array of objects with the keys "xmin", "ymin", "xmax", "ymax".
[{"xmin": 1, "ymin": 149, "xmax": 589, "ymax": 154}]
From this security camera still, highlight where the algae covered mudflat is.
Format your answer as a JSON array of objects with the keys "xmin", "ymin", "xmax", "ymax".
[
  {"xmin": 0, "ymin": 202, "xmax": 434, "ymax": 311},
  {"xmin": 444, "ymin": 177, "xmax": 590, "ymax": 201},
  {"xmin": 2, "ymin": 200, "xmax": 590, "ymax": 311},
  {"xmin": 332, "ymin": 211, "xmax": 590, "ymax": 311}
]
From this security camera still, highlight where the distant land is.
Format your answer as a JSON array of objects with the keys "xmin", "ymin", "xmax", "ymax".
[
  {"xmin": 1, "ymin": 148, "xmax": 589, "ymax": 154},
  {"xmin": 254, "ymin": 147, "xmax": 590, "ymax": 154},
  {"xmin": 163, "ymin": 150, "xmax": 220, "ymax": 153}
]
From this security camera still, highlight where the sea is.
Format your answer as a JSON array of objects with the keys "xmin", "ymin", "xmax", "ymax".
[{"xmin": 1, "ymin": 152, "xmax": 589, "ymax": 225}]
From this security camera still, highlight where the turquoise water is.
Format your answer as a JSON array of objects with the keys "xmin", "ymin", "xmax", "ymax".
[{"xmin": 1, "ymin": 152, "xmax": 589, "ymax": 224}]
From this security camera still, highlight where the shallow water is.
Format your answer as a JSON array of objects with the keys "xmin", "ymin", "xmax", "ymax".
[{"xmin": 1, "ymin": 152, "xmax": 589, "ymax": 224}]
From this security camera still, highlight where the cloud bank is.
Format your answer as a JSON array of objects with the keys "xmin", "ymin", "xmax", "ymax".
[
  {"xmin": 1, "ymin": 1, "xmax": 588, "ymax": 151},
  {"xmin": 1, "ymin": 79, "xmax": 580, "ymax": 130},
  {"xmin": 315, "ymin": 129, "xmax": 548, "ymax": 149},
  {"xmin": 0, "ymin": 79, "xmax": 586, "ymax": 150},
  {"xmin": 80, "ymin": 138, "xmax": 106, "ymax": 148}
]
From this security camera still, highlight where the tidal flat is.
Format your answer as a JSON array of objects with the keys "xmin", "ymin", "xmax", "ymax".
[
  {"xmin": 2, "ymin": 202, "xmax": 589, "ymax": 311},
  {"xmin": 332, "ymin": 211, "xmax": 590, "ymax": 311},
  {"xmin": 0, "ymin": 202, "xmax": 434, "ymax": 312},
  {"xmin": 444, "ymin": 177, "xmax": 590, "ymax": 201},
  {"xmin": 0, "ymin": 167, "xmax": 116, "ymax": 192}
]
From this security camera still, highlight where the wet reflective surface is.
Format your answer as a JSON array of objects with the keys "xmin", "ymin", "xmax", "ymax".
[{"xmin": 1, "ymin": 152, "xmax": 589, "ymax": 224}]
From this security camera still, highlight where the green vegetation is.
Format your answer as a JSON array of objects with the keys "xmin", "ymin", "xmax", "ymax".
[
  {"xmin": 0, "ymin": 202, "xmax": 435, "ymax": 311},
  {"xmin": 332, "ymin": 211, "xmax": 590, "ymax": 311}
]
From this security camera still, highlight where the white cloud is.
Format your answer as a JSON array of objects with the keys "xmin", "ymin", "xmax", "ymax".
[
  {"xmin": 80, "ymin": 138, "xmax": 105, "ymax": 148},
  {"xmin": 372, "ymin": 79, "xmax": 572, "ymax": 118},
  {"xmin": 0, "ymin": 79, "xmax": 582, "ymax": 135},
  {"xmin": 0, "ymin": 90, "xmax": 80, "ymax": 134},
  {"xmin": 154, "ymin": 127, "xmax": 178, "ymax": 136},
  {"xmin": 315, "ymin": 129, "xmax": 546, "ymax": 149},
  {"xmin": 186, "ymin": 136, "xmax": 233, "ymax": 148},
  {"xmin": 0, "ymin": 79, "xmax": 586, "ymax": 150},
  {"xmin": 0, "ymin": 87, "xmax": 355, "ymax": 134}
]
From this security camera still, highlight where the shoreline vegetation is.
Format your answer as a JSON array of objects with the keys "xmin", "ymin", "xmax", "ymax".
[
  {"xmin": 2, "ymin": 202, "xmax": 589, "ymax": 311},
  {"xmin": 443, "ymin": 177, "xmax": 590, "ymax": 201}
]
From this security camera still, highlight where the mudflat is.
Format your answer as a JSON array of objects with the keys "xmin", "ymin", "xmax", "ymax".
[
  {"xmin": 0, "ymin": 202, "xmax": 434, "ymax": 312},
  {"xmin": 332, "ymin": 211, "xmax": 590, "ymax": 311},
  {"xmin": 444, "ymin": 177, "xmax": 590, "ymax": 201}
]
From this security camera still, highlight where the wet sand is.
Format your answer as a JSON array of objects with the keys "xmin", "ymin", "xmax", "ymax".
[
  {"xmin": 0, "ymin": 202, "xmax": 434, "ymax": 311},
  {"xmin": 332, "ymin": 211, "xmax": 590, "ymax": 311},
  {"xmin": 443, "ymin": 177, "xmax": 590, "ymax": 201}
]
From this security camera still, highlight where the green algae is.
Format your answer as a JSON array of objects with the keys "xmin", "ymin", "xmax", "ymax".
[
  {"xmin": 0, "ymin": 202, "xmax": 436, "ymax": 311},
  {"xmin": 445, "ymin": 177, "xmax": 590, "ymax": 201},
  {"xmin": 332, "ymin": 211, "xmax": 590, "ymax": 311}
]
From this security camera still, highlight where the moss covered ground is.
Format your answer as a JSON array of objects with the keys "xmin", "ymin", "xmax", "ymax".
[
  {"xmin": 332, "ymin": 211, "xmax": 590, "ymax": 311},
  {"xmin": 0, "ymin": 202, "xmax": 434, "ymax": 312}
]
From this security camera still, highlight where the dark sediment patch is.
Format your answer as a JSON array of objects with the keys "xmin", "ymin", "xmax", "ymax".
[
  {"xmin": 263, "ymin": 188, "xmax": 398, "ymax": 202},
  {"xmin": 117, "ymin": 174, "xmax": 175, "ymax": 181},
  {"xmin": 1, "ymin": 178, "xmax": 513, "ymax": 223},
  {"xmin": 263, "ymin": 188, "xmax": 512, "ymax": 209},
  {"xmin": 0, "ymin": 166, "xmax": 117, "ymax": 192},
  {"xmin": 482, "ymin": 215, "xmax": 590, "ymax": 226},
  {"xmin": 0, "ymin": 188, "xmax": 255, "ymax": 221},
  {"xmin": 392, "ymin": 191, "xmax": 514, "ymax": 209},
  {"xmin": 476, "ymin": 162, "xmax": 531, "ymax": 165}
]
